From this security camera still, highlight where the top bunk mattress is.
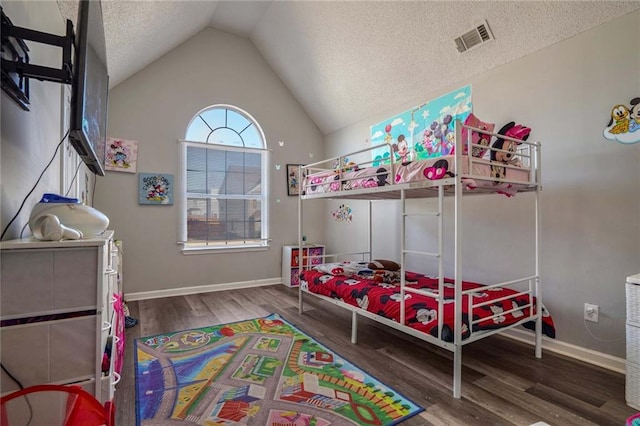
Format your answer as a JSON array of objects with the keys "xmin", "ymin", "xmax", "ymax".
[{"xmin": 303, "ymin": 155, "xmax": 532, "ymax": 198}]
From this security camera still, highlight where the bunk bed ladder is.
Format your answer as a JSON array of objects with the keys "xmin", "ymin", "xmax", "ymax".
[
  {"xmin": 398, "ymin": 183, "xmax": 449, "ymax": 381},
  {"xmin": 398, "ymin": 187, "xmax": 445, "ymax": 337},
  {"xmin": 348, "ymin": 200, "xmax": 374, "ymax": 345}
]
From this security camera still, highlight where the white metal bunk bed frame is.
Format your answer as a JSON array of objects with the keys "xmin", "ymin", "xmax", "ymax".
[{"xmin": 296, "ymin": 119, "xmax": 543, "ymax": 399}]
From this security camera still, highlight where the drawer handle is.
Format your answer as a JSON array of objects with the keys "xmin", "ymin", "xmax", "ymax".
[
  {"xmin": 105, "ymin": 268, "xmax": 117, "ymax": 275},
  {"xmin": 102, "ymin": 321, "xmax": 111, "ymax": 331},
  {"xmin": 112, "ymin": 372, "xmax": 121, "ymax": 386}
]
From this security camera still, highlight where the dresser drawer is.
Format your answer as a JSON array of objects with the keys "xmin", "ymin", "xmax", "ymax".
[
  {"xmin": 627, "ymin": 283, "xmax": 640, "ymax": 324},
  {"xmin": 0, "ymin": 316, "xmax": 98, "ymax": 393},
  {"xmin": 627, "ymin": 361, "xmax": 640, "ymax": 411},
  {"xmin": 1, "ymin": 248, "xmax": 99, "ymax": 318}
]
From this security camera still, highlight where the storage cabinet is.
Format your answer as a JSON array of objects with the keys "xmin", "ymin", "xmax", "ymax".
[
  {"xmin": 0, "ymin": 231, "xmax": 123, "ymax": 405},
  {"xmin": 627, "ymin": 273, "xmax": 640, "ymax": 410},
  {"xmin": 282, "ymin": 244, "xmax": 324, "ymax": 287}
]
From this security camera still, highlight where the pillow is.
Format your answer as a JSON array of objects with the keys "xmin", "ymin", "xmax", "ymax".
[
  {"xmin": 313, "ymin": 261, "xmax": 370, "ymax": 276},
  {"xmin": 367, "ymin": 259, "xmax": 400, "ymax": 271},
  {"xmin": 312, "ymin": 261, "xmax": 400, "ymax": 284},
  {"xmin": 461, "ymin": 113, "xmax": 495, "ymax": 158}
]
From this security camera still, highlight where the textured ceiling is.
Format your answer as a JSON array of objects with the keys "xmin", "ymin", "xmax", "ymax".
[{"xmin": 57, "ymin": 0, "xmax": 640, "ymax": 135}]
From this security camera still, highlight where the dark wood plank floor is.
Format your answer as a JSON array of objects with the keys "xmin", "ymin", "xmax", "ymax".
[{"xmin": 115, "ymin": 285, "xmax": 636, "ymax": 425}]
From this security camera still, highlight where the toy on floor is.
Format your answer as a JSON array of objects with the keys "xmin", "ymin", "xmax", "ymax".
[{"xmin": 123, "ymin": 302, "xmax": 138, "ymax": 328}]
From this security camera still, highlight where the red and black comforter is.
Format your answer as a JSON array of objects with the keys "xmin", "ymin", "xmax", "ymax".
[{"xmin": 300, "ymin": 269, "xmax": 555, "ymax": 342}]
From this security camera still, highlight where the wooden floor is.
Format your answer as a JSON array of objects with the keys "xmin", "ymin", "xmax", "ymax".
[{"xmin": 115, "ymin": 285, "xmax": 636, "ymax": 425}]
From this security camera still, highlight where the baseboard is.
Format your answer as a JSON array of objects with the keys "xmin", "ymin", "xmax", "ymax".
[
  {"xmin": 125, "ymin": 277, "xmax": 282, "ymax": 301},
  {"xmin": 501, "ymin": 328, "xmax": 626, "ymax": 374}
]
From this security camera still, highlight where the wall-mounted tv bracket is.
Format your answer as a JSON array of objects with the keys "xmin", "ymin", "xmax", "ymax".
[{"xmin": 1, "ymin": 6, "xmax": 74, "ymax": 111}]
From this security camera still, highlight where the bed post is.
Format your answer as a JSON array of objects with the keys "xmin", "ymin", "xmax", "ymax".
[
  {"xmin": 453, "ymin": 119, "xmax": 464, "ymax": 399},
  {"xmin": 368, "ymin": 200, "xmax": 373, "ymax": 262},
  {"xmin": 535, "ymin": 142, "xmax": 542, "ymax": 358},
  {"xmin": 351, "ymin": 311, "xmax": 358, "ymax": 344},
  {"xmin": 400, "ymin": 189, "xmax": 406, "ymax": 326},
  {"xmin": 437, "ymin": 185, "xmax": 444, "ymax": 340},
  {"xmin": 453, "ymin": 346, "xmax": 462, "ymax": 398},
  {"xmin": 298, "ymin": 167, "xmax": 304, "ymax": 315}
]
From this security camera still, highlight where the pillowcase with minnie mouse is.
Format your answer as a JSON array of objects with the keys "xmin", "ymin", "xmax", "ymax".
[{"xmin": 461, "ymin": 113, "xmax": 495, "ymax": 158}]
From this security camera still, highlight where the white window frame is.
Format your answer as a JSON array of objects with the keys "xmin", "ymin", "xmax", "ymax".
[{"xmin": 179, "ymin": 105, "xmax": 269, "ymax": 253}]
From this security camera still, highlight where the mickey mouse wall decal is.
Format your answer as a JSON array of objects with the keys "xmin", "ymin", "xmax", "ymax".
[{"xmin": 603, "ymin": 97, "xmax": 640, "ymax": 144}]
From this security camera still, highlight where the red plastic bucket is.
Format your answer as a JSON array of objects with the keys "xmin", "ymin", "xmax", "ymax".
[{"xmin": 1, "ymin": 384, "xmax": 113, "ymax": 426}]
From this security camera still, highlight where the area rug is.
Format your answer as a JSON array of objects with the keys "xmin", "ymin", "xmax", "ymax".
[{"xmin": 135, "ymin": 313, "xmax": 423, "ymax": 425}]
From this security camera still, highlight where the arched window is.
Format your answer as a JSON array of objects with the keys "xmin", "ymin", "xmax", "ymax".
[{"xmin": 180, "ymin": 105, "xmax": 268, "ymax": 251}]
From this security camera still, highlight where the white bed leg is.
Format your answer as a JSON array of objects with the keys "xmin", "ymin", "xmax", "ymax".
[
  {"xmin": 351, "ymin": 310, "xmax": 358, "ymax": 344},
  {"xmin": 453, "ymin": 345, "xmax": 462, "ymax": 399},
  {"xmin": 535, "ymin": 314, "xmax": 542, "ymax": 358},
  {"xmin": 298, "ymin": 288, "xmax": 303, "ymax": 314}
]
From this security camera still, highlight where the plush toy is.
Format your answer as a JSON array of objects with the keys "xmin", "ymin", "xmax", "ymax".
[
  {"xmin": 333, "ymin": 158, "xmax": 359, "ymax": 173},
  {"xmin": 367, "ymin": 259, "xmax": 401, "ymax": 271},
  {"xmin": 343, "ymin": 161, "xmax": 358, "ymax": 172},
  {"xmin": 490, "ymin": 122, "xmax": 531, "ymax": 180}
]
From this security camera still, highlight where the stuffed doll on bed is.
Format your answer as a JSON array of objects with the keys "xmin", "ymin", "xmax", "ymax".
[{"xmin": 490, "ymin": 121, "xmax": 531, "ymax": 181}]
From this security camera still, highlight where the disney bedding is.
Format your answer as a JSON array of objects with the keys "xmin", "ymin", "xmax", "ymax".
[
  {"xmin": 303, "ymin": 156, "xmax": 530, "ymax": 197},
  {"xmin": 300, "ymin": 262, "xmax": 555, "ymax": 342}
]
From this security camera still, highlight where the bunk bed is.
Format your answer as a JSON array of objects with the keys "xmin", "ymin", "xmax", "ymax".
[{"xmin": 296, "ymin": 119, "xmax": 555, "ymax": 399}]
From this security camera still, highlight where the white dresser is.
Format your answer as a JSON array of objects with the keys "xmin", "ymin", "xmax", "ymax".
[
  {"xmin": 0, "ymin": 231, "xmax": 123, "ymax": 406},
  {"xmin": 627, "ymin": 273, "xmax": 640, "ymax": 410}
]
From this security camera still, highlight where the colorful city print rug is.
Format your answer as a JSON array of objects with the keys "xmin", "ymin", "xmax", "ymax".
[{"xmin": 135, "ymin": 313, "xmax": 423, "ymax": 425}]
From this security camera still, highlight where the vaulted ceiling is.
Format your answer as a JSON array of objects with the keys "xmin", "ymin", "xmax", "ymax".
[{"xmin": 58, "ymin": 1, "xmax": 640, "ymax": 135}]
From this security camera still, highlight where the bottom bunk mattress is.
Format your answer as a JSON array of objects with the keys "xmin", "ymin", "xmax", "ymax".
[{"xmin": 299, "ymin": 264, "xmax": 555, "ymax": 342}]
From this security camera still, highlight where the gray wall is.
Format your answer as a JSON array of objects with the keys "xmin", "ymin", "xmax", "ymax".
[
  {"xmin": 98, "ymin": 28, "xmax": 324, "ymax": 294},
  {"xmin": 323, "ymin": 10, "xmax": 640, "ymax": 358},
  {"xmin": 1, "ymin": 1, "xmax": 91, "ymax": 241}
]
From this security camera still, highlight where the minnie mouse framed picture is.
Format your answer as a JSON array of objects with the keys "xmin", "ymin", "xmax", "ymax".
[{"xmin": 286, "ymin": 164, "xmax": 303, "ymax": 196}]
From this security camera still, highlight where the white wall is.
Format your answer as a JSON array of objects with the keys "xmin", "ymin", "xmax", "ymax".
[
  {"xmin": 323, "ymin": 10, "xmax": 640, "ymax": 358},
  {"xmin": 1, "ymin": 1, "xmax": 90, "ymax": 241},
  {"xmin": 99, "ymin": 28, "xmax": 324, "ymax": 294}
]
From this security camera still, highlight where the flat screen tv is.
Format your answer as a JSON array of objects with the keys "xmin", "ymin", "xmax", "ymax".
[{"xmin": 69, "ymin": 0, "xmax": 109, "ymax": 176}]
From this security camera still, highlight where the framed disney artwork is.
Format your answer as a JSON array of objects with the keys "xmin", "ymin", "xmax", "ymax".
[
  {"xmin": 105, "ymin": 137, "xmax": 138, "ymax": 173},
  {"xmin": 138, "ymin": 173, "xmax": 174, "ymax": 205},
  {"xmin": 286, "ymin": 164, "xmax": 303, "ymax": 196}
]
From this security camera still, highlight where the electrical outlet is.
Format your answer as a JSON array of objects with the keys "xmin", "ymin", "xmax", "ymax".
[{"xmin": 584, "ymin": 303, "xmax": 599, "ymax": 322}]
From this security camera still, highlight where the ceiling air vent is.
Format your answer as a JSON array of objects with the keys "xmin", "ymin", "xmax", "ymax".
[{"xmin": 454, "ymin": 21, "xmax": 494, "ymax": 53}]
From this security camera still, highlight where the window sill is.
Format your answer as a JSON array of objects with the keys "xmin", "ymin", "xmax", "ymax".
[{"xmin": 181, "ymin": 244, "xmax": 270, "ymax": 255}]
